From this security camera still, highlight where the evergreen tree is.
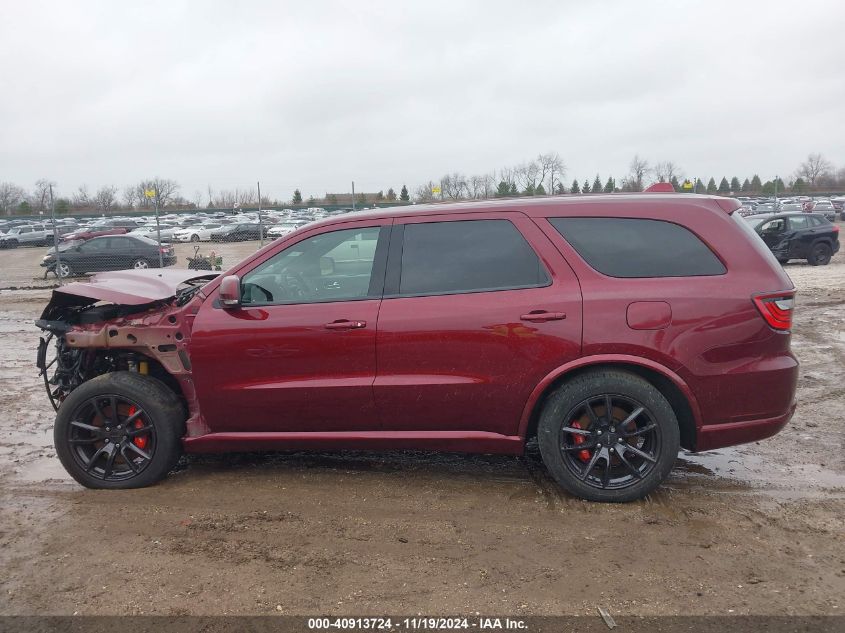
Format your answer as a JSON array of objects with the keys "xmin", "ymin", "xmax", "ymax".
[
  {"xmin": 399, "ymin": 185, "xmax": 410, "ymax": 201},
  {"xmin": 604, "ymin": 177, "xmax": 615, "ymax": 193},
  {"xmin": 509, "ymin": 183, "xmax": 518, "ymax": 196},
  {"xmin": 741, "ymin": 178, "xmax": 751, "ymax": 192},
  {"xmin": 386, "ymin": 188, "xmax": 397, "ymax": 201},
  {"xmin": 376, "ymin": 190, "xmax": 385, "ymax": 201},
  {"xmin": 357, "ymin": 193, "xmax": 367, "ymax": 205},
  {"xmin": 535, "ymin": 183, "xmax": 546, "ymax": 195},
  {"xmin": 775, "ymin": 176, "xmax": 786, "ymax": 193},
  {"xmin": 292, "ymin": 189, "xmax": 302, "ymax": 204},
  {"xmin": 694, "ymin": 178, "xmax": 706, "ymax": 194},
  {"xmin": 706, "ymin": 178, "xmax": 717, "ymax": 194},
  {"xmin": 582, "ymin": 179, "xmax": 591, "ymax": 194},
  {"xmin": 55, "ymin": 199, "xmax": 70, "ymax": 214},
  {"xmin": 592, "ymin": 174, "xmax": 602, "ymax": 193},
  {"xmin": 750, "ymin": 175, "xmax": 762, "ymax": 193},
  {"xmin": 570, "ymin": 179, "xmax": 581, "ymax": 194},
  {"xmin": 555, "ymin": 182, "xmax": 566, "ymax": 194},
  {"xmin": 792, "ymin": 177, "xmax": 807, "ymax": 193},
  {"xmin": 670, "ymin": 175, "xmax": 680, "ymax": 191},
  {"xmin": 523, "ymin": 183, "xmax": 535, "ymax": 196},
  {"xmin": 730, "ymin": 176, "xmax": 741, "ymax": 192},
  {"xmin": 761, "ymin": 180, "xmax": 775, "ymax": 195},
  {"xmin": 718, "ymin": 177, "xmax": 730, "ymax": 194},
  {"xmin": 496, "ymin": 181, "xmax": 511, "ymax": 197}
]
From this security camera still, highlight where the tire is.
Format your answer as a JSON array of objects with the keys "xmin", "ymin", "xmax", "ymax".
[
  {"xmin": 190, "ymin": 234, "xmax": 199, "ymax": 242},
  {"xmin": 56, "ymin": 261, "xmax": 73, "ymax": 278},
  {"xmin": 807, "ymin": 242, "xmax": 832, "ymax": 266},
  {"xmin": 537, "ymin": 369, "xmax": 680, "ymax": 503},
  {"xmin": 132, "ymin": 258, "xmax": 150, "ymax": 269},
  {"xmin": 54, "ymin": 372, "xmax": 185, "ymax": 489},
  {"xmin": 776, "ymin": 257, "xmax": 789, "ymax": 264}
]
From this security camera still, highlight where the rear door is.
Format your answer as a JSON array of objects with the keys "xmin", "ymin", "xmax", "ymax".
[{"xmin": 374, "ymin": 212, "xmax": 582, "ymax": 436}]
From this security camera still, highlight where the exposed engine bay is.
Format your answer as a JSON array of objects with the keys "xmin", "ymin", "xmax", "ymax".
[{"xmin": 35, "ymin": 270, "xmax": 218, "ymax": 434}]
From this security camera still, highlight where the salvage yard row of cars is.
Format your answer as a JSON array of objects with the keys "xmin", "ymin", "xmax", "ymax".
[{"xmin": 2, "ymin": 197, "xmax": 842, "ymax": 278}]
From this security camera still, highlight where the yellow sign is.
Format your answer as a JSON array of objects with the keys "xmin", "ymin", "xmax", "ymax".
[
  {"xmin": 431, "ymin": 186, "xmax": 441, "ymax": 195},
  {"xmin": 144, "ymin": 189, "xmax": 156, "ymax": 198},
  {"xmin": 682, "ymin": 180, "xmax": 694, "ymax": 190}
]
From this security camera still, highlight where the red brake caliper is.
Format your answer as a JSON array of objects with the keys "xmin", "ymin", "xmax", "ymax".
[
  {"xmin": 571, "ymin": 421, "xmax": 591, "ymax": 463},
  {"xmin": 127, "ymin": 405, "xmax": 148, "ymax": 450}
]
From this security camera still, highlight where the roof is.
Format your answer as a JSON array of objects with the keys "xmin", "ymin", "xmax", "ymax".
[{"xmin": 302, "ymin": 193, "xmax": 740, "ymax": 230}]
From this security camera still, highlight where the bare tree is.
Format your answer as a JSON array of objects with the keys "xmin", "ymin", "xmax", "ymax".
[
  {"xmin": 652, "ymin": 161, "xmax": 683, "ymax": 183},
  {"xmin": 135, "ymin": 178, "xmax": 180, "ymax": 209},
  {"xmin": 537, "ymin": 152, "xmax": 566, "ymax": 193},
  {"xmin": 93, "ymin": 186, "xmax": 118, "ymax": 214},
  {"xmin": 72, "ymin": 185, "xmax": 92, "ymax": 209},
  {"xmin": 33, "ymin": 179, "xmax": 56, "ymax": 212},
  {"xmin": 122, "ymin": 186, "xmax": 137, "ymax": 209},
  {"xmin": 414, "ymin": 181, "xmax": 438, "ymax": 203},
  {"xmin": 0, "ymin": 182, "xmax": 25, "ymax": 215},
  {"xmin": 623, "ymin": 155, "xmax": 649, "ymax": 191},
  {"xmin": 441, "ymin": 172, "xmax": 468, "ymax": 200},
  {"xmin": 796, "ymin": 153, "xmax": 833, "ymax": 188}
]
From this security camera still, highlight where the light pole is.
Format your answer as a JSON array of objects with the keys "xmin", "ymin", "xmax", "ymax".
[
  {"xmin": 257, "ymin": 181, "xmax": 264, "ymax": 248},
  {"xmin": 49, "ymin": 184, "xmax": 63, "ymax": 285}
]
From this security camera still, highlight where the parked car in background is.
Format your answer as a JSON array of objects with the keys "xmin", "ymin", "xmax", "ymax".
[
  {"xmin": 267, "ymin": 220, "xmax": 309, "ymax": 239},
  {"xmin": 173, "ymin": 224, "xmax": 225, "ymax": 242},
  {"xmin": 806, "ymin": 200, "xmax": 837, "ymax": 222},
  {"xmin": 209, "ymin": 223, "xmax": 266, "ymax": 242},
  {"xmin": 130, "ymin": 224, "xmax": 179, "ymax": 242},
  {"xmin": 0, "ymin": 224, "xmax": 55, "ymax": 248},
  {"xmin": 37, "ymin": 194, "xmax": 798, "ymax": 502},
  {"xmin": 745, "ymin": 213, "xmax": 839, "ymax": 265},
  {"xmin": 41, "ymin": 234, "xmax": 177, "ymax": 277},
  {"xmin": 62, "ymin": 225, "xmax": 128, "ymax": 242}
]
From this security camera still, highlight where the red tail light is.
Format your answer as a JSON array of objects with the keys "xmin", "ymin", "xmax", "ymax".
[
  {"xmin": 753, "ymin": 292, "xmax": 795, "ymax": 331},
  {"xmin": 832, "ymin": 225, "xmax": 839, "ymax": 234}
]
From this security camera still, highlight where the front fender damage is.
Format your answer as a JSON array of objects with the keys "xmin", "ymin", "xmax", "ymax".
[{"xmin": 36, "ymin": 270, "xmax": 218, "ymax": 437}]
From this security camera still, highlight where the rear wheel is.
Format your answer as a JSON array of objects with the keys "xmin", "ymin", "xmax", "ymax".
[
  {"xmin": 132, "ymin": 258, "xmax": 150, "ymax": 269},
  {"xmin": 54, "ymin": 372, "xmax": 184, "ymax": 489},
  {"xmin": 537, "ymin": 369, "xmax": 680, "ymax": 502},
  {"xmin": 808, "ymin": 242, "xmax": 832, "ymax": 266}
]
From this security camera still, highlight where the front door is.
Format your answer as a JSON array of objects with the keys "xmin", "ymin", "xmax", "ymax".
[
  {"xmin": 374, "ymin": 213, "xmax": 582, "ymax": 437},
  {"xmin": 190, "ymin": 220, "xmax": 390, "ymax": 433}
]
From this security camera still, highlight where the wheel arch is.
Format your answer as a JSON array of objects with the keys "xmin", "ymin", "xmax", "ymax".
[{"xmin": 519, "ymin": 356, "xmax": 701, "ymax": 451}]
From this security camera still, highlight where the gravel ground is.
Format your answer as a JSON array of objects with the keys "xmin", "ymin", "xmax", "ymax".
[{"xmin": 0, "ymin": 234, "xmax": 843, "ymax": 617}]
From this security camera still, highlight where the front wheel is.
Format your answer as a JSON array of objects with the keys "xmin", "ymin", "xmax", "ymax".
[
  {"xmin": 537, "ymin": 369, "xmax": 680, "ymax": 502},
  {"xmin": 190, "ymin": 234, "xmax": 199, "ymax": 242},
  {"xmin": 56, "ymin": 261, "xmax": 73, "ymax": 278},
  {"xmin": 54, "ymin": 372, "xmax": 185, "ymax": 489}
]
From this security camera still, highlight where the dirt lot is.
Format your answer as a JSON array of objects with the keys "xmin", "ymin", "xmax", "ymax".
[{"xmin": 0, "ymin": 236, "xmax": 843, "ymax": 617}]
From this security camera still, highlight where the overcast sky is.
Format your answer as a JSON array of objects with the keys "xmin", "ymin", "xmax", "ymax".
[{"xmin": 1, "ymin": 0, "xmax": 843, "ymax": 202}]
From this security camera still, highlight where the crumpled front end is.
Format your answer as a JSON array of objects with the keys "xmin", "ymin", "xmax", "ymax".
[{"xmin": 36, "ymin": 269, "xmax": 218, "ymax": 437}]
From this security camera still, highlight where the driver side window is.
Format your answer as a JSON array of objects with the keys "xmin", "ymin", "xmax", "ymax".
[{"xmin": 241, "ymin": 226, "xmax": 383, "ymax": 305}]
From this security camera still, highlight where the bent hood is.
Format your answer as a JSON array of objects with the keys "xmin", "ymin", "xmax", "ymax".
[{"xmin": 50, "ymin": 269, "xmax": 219, "ymax": 306}]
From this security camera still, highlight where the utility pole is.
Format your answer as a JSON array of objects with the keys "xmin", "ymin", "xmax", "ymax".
[
  {"xmin": 49, "ymin": 184, "xmax": 63, "ymax": 285},
  {"xmin": 154, "ymin": 185, "xmax": 163, "ymax": 268},
  {"xmin": 351, "ymin": 181, "xmax": 356, "ymax": 212},
  {"xmin": 257, "ymin": 181, "xmax": 264, "ymax": 247},
  {"xmin": 774, "ymin": 175, "xmax": 779, "ymax": 210}
]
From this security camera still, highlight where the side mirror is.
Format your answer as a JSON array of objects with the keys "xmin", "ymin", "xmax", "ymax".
[{"xmin": 219, "ymin": 275, "xmax": 241, "ymax": 307}]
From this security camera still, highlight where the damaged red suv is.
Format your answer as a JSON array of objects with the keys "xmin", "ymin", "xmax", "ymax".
[{"xmin": 36, "ymin": 194, "xmax": 798, "ymax": 502}]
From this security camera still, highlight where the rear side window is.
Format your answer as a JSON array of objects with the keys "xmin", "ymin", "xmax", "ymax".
[
  {"xmin": 399, "ymin": 219, "xmax": 549, "ymax": 295},
  {"xmin": 788, "ymin": 216, "xmax": 809, "ymax": 230},
  {"xmin": 549, "ymin": 217, "xmax": 725, "ymax": 278}
]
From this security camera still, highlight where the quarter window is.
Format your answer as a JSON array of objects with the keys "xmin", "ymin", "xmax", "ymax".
[
  {"xmin": 398, "ymin": 219, "xmax": 549, "ymax": 296},
  {"xmin": 549, "ymin": 217, "xmax": 725, "ymax": 278}
]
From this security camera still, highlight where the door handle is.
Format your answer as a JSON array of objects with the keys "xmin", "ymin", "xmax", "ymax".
[
  {"xmin": 520, "ymin": 310, "xmax": 566, "ymax": 323},
  {"xmin": 324, "ymin": 319, "xmax": 367, "ymax": 330}
]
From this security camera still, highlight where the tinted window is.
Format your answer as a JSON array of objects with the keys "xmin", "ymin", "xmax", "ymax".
[
  {"xmin": 549, "ymin": 218, "xmax": 725, "ymax": 278},
  {"xmin": 788, "ymin": 216, "xmax": 809, "ymax": 231},
  {"xmin": 79, "ymin": 239, "xmax": 110, "ymax": 252},
  {"xmin": 399, "ymin": 220, "xmax": 548, "ymax": 295},
  {"xmin": 242, "ymin": 226, "xmax": 381, "ymax": 305}
]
